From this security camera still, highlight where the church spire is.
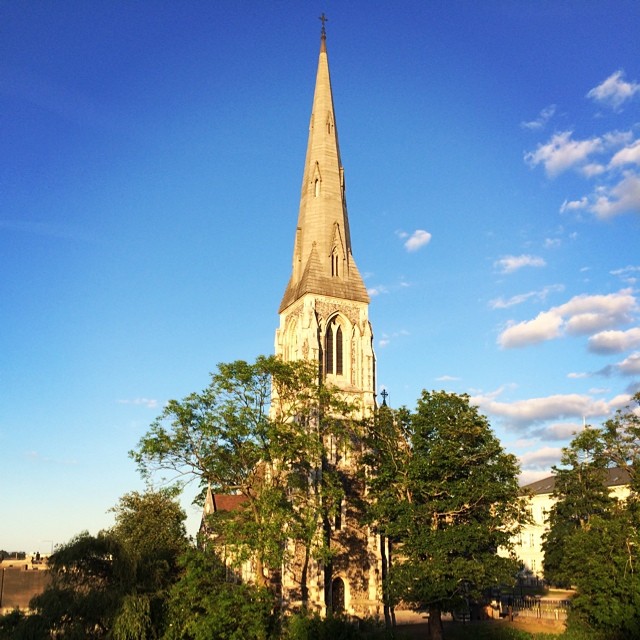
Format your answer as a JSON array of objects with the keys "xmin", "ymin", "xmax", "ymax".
[{"xmin": 279, "ymin": 22, "xmax": 369, "ymax": 313}]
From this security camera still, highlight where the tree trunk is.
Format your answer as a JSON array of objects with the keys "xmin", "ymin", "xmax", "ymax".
[
  {"xmin": 301, "ymin": 545, "xmax": 310, "ymax": 607},
  {"xmin": 428, "ymin": 606, "xmax": 443, "ymax": 640},
  {"xmin": 380, "ymin": 535, "xmax": 392, "ymax": 628},
  {"xmin": 255, "ymin": 556, "xmax": 266, "ymax": 587}
]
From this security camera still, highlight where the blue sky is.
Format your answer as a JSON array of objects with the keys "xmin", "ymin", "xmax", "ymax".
[{"xmin": 2, "ymin": 1, "xmax": 639, "ymax": 553}]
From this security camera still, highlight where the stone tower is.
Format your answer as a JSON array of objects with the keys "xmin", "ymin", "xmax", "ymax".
[
  {"xmin": 274, "ymin": 24, "xmax": 383, "ymax": 618},
  {"xmin": 275, "ymin": 25, "xmax": 376, "ymax": 420}
]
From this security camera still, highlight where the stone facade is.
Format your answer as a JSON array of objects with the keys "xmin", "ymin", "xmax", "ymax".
[{"xmin": 273, "ymin": 29, "xmax": 382, "ymax": 617}]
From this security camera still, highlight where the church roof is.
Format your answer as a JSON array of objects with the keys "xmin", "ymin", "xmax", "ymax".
[
  {"xmin": 279, "ymin": 28, "xmax": 369, "ymax": 313},
  {"xmin": 202, "ymin": 486, "xmax": 247, "ymax": 517},
  {"xmin": 212, "ymin": 494, "xmax": 247, "ymax": 512}
]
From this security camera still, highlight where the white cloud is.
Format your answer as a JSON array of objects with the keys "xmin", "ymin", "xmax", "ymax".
[
  {"xmin": 499, "ymin": 311, "xmax": 563, "ymax": 348},
  {"xmin": 524, "ymin": 131, "xmax": 602, "ymax": 177},
  {"xmin": 519, "ymin": 469, "xmax": 554, "ymax": 486},
  {"xmin": 559, "ymin": 291, "xmax": 637, "ymax": 330},
  {"xmin": 587, "ymin": 70, "xmax": 640, "ymax": 111},
  {"xmin": 581, "ymin": 163, "xmax": 606, "ymax": 177},
  {"xmin": 436, "ymin": 375, "xmax": 460, "ymax": 382},
  {"xmin": 495, "ymin": 254, "xmax": 546, "ymax": 274},
  {"xmin": 609, "ymin": 265, "xmax": 640, "ymax": 286},
  {"xmin": 368, "ymin": 285, "xmax": 388, "ymax": 297},
  {"xmin": 590, "ymin": 172, "xmax": 640, "ymax": 219},
  {"xmin": 561, "ymin": 291, "xmax": 637, "ymax": 318},
  {"xmin": 377, "ymin": 329, "xmax": 409, "ymax": 349},
  {"xmin": 471, "ymin": 391, "xmax": 611, "ymax": 427},
  {"xmin": 588, "ymin": 327, "xmax": 640, "ymax": 354},
  {"xmin": 560, "ymin": 197, "xmax": 589, "ymax": 213},
  {"xmin": 567, "ymin": 372, "xmax": 590, "ymax": 379},
  {"xmin": 544, "ymin": 238, "xmax": 561, "ymax": 249},
  {"xmin": 565, "ymin": 312, "xmax": 609, "ymax": 335},
  {"xmin": 117, "ymin": 398, "xmax": 159, "ymax": 409},
  {"xmin": 404, "ymin": 229, "xmax": 432, "ymax": 252},
  {"xmin": 525, "ymin": 76, "xmax": 640, "ymax": 222},
  {"xmin": 519, "ymin": 446, "xmax": 563, "ymax": 469},
  {"xmin": 368, "ymin": 278, "xmax": 410, "ymax": 297},
  {"xmin": 490, "ymin": 284, "xmax": 564, "ymax": 310},
  {"xmin": 610, "ymin": 139, "xmax": 640, "ymax": 167},
  {"xmin": 616, "ymin": 352, "xmax": 640, "ymax": 375},
  {"xmin": 536, "ymin": 422, "xmax": 583, "ymax": 441},
  {"xmin": 498, "ymin": 290, "xmax": 638, "ymax": 349},
  {"xmin": 521, "ymin": 104, "xmax": 556, "ymax": 130}
]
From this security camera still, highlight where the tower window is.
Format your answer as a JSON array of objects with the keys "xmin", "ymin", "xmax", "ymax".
[
  {"xmin": 325, "ymin": 317, "xmax": 343, "ymax": 376},
  {"xmin": 331, "ymin": 248, "xmax": 339, "ymax": 277},
  {"xmin": 335, "ymin": 325, "xmax": 343, "ymax": 375},
  {"xmin": 315, "ymin": 178, "xmax": 320, "ymax": 197}
]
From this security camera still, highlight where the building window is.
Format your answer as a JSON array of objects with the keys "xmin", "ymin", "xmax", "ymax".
[
  {"xmin": 331, "ymin": 247, "xmax": 339, "ymax": 277},
  {"xmin": 325, "ymin": 317, "xmax": 343, "ymax": 376},
  {"xmin": 335, "ymin": 326, "xmax": 343, "ymax": 374}
]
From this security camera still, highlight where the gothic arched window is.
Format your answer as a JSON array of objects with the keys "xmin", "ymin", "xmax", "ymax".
[
  {"xmin": 325, "ymin": 317, "xmax": 343, "ymax": 376},
  {"xmin": 331, "ymin": 247, "xmax": 339, "ymax": 277}
]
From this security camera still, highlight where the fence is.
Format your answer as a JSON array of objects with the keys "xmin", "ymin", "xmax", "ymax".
[{"xmin": 505, "ymin": 596, "xmax": 570, "ymax": 621}]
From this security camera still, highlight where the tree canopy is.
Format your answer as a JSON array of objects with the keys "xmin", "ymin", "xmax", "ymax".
[
  {"xmin": 366, "ymin": 391, "xmax": 525, "ymax": 640},
  {"xmin": 543, "ymin": 392, "xmax": 640, "ymax": 636},
  {"xmin": 131, "ymin": 355, "xmax": 362, "ymax": 601},
  {"xmin": 12, "ymin": 489, "xmax": 189, "ymax": 639}
]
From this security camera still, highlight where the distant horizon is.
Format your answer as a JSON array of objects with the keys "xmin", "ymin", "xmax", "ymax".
[{"xmin": 2, "ymin": 2, "xmax": 639, "ymax": 554}]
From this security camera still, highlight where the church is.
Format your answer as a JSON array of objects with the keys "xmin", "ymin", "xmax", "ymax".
[{"xmin": 204, "ymin": 22, "xmax": 385, "ymax": 618}]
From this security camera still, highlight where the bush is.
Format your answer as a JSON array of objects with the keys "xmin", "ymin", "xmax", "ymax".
[{"xmin": 283, "ymin": 612, "xmax": 391, "ymax": 640}]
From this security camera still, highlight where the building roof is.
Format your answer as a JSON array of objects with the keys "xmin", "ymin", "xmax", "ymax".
[
  {"xmin": 522, "ymin": 466, "xmax": 632, "ymax": 496},
  {"xmin": 212, "ymin": 494, "xmax": 247, "ymax": 512},
  {"xmin": 202, "ymin": 486, "xmax": 247, "ymax": 519}
]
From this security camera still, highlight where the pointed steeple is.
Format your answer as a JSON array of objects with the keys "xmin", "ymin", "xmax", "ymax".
[{"xmin": 279, "ymin": 26, "xmax": 369, "ymax": 313}]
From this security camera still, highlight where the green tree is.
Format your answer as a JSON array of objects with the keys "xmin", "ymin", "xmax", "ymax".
[
  {"xmin": 162, "ymin": 546, "xmax": 275, "ymax": 640},
  {"xmin": 28, "ymin": 531, "xmax": 133, "ymax": 639},
  {"xmin": 542, "ymin": 396, "xmax": 640, "ymax": 636},
  {"xmin": 131, "ymin": 355, "xmax": 360, "ymax": 604},
  {"xmin": 563, "ymin": 511, "xmax": 640, "ymax": 636},
  {"xmin": 0, "ymin": 608, "xmax": 48, "ymax": 640},
  {"xmin": 110, "ymin": 488, "xmax": 188, "ymax": 584},
  {"xmin": 14, "ymin": 490, "xmax": 188, "ymax": 639},
  {"xmin": 604, "ymin": 392, "xmax": 640, "ymax": 496},
  {"xmin": 542, "ymin": 427, "xmax": 616, "ymax": 587},
  {"xmin": 367, "ymin": 391, "xmax": 525, "ymax": 640},
  {"xmin": 109, "ymin": 488, "xmax": 189, "ymax": 639}
]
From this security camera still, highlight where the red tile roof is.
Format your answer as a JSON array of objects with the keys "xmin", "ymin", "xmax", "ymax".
[{"xmin": 213, "ymin": 494, "xmax": 247, "ymax": 512}]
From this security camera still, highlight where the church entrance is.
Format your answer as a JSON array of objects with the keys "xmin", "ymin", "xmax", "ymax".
[{"xmin": 331, "ymin": 577, "xmax": 345, "ymax": 614}]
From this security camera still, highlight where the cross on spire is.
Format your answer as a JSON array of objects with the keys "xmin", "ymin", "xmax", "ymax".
[
  {"xmin": 380, "ymin": 389, "xmax": 389, "ymax": 407},
  {"xmin": 319, "ymin": 13, "xmax": 328, "ymax": 37}
]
